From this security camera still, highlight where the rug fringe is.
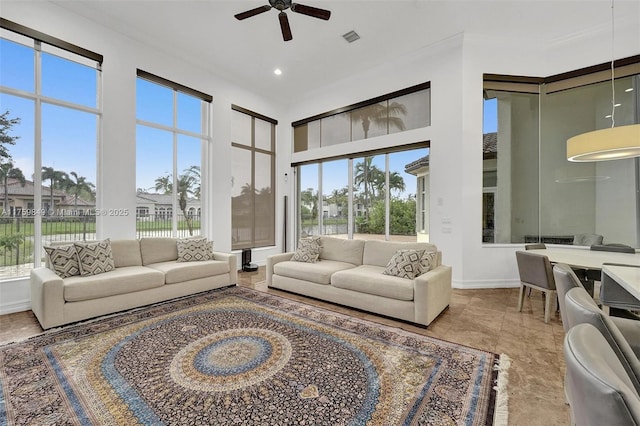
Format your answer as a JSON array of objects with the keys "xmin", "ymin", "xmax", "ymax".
[{"xmin": 493, "ymin": 353, "xmax": 511, "ymax": 426}]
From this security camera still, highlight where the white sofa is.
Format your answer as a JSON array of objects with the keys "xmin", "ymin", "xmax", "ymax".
[
  {"xmin": 267, "ymin": 237, "xmax": 452, "ymax": 327},
  {"xmin": 30, "ymin": 237, "xmax": 237, "ymax": 329}
]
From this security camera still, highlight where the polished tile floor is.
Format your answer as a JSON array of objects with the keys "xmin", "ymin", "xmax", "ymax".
[{"xmin": 0, "ymin": 268, "xmax": 570, "ymax": 425}]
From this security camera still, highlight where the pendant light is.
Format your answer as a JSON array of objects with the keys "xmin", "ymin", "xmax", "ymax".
[{"xmin": 566, "ymin": 0, "xmax": 640, "ymax": 162}]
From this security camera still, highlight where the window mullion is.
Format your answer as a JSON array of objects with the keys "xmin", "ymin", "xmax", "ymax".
[
  {"xmin": 33, "ymin": 40, "xmax": 43, "ymax": 268},
  {"xmin": 172, "ymin": 90, "xmax": 178, "ymax": 237}
]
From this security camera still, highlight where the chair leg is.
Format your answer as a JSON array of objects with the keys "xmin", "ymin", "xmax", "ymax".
[
  {"xmin": 518, "ymin": 284, "xmax": 526, "ymax": 312},
  {"xmin": 544, "ymin": 289, "xmax": 554, "ymax": 324}
]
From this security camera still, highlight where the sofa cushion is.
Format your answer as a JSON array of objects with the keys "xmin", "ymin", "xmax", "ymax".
[
  {"xmin": 383, "ymin": 249, "xmax": 424, "ymax": 279},
  {"xmin": 331, "ymin": 265, "xmax": 414, "ymax": 301},
  {"xmin": 273, "ymin": 260, "xmax": 356, "ymax": 285},
  {"xmin": 74, "ymin": 239, "xmax": 115, "ymax": 276},
  {"xmin": 319, "ymin": 237, "xmax": 365, "ymax": 266},
  {"xmin": 363, "ymin": 240, "xmax": 438, "ymax": 268},
  {"xmin": 147, "ymin": 260, "xmax": 229, "ymax": 285},
  {"xmin": 140, "ymin": 238, "xmax": 178, "ymax": 265},
  {"xmin": 176, "ymin": 238, "xmax": 213, "ymax": 262},
  {"xmin": 291, "ymin": 244, "xmax": 321, "ymax": 263},
  {"xmin": 63, "ymin": 266, "xmax": 165, "ymax": 302},
  {"xmin": 110, "ymin": 239, "xmax": 143, "ymax": 267},
  {"xmin": 44, "ymin": 244, "xmax": 80, "ymax": 278}
]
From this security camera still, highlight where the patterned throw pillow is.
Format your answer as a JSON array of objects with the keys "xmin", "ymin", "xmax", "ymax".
[
  {"xmin": 44, "ymin": 244, "xmax": 80, "ymax": 278},
  {"xmin": 177, "ymin": 238, "xmax": 213, "ymax": 262},
  {"xmin": 416, "ymin": 251, "xmax": 438, "ymax": 277},
  {"xmin": 74, "ymin": 239, "xmax": 115, "ymax": 276},
  {"xmin": 383, "ymin": 249, "xmax": 425, "ymax": 280},
  {"xmin": 291, "ymin": 236, "xmax": 322, "ymax": 263}
]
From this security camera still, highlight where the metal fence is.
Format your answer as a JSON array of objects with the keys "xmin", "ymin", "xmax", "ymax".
[{"xmin": 0, "ymin": 214, "xmax": 200, "ymax": 279}]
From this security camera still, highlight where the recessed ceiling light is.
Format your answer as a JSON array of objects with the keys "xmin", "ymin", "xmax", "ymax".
[
  {"xmin": 614, "ymin": 103, "xmax": 621, "ymax": 107},
  {"xmin": 274, "ymin": 68, "xmax": 282, "ymax": 76},
  {"xmin": 342, "ymin": 30, "xmax": 360, "ymax": 43},
  {"xmin": 625, "ymin": 88, "xmax": 634, "ymax": 92}
]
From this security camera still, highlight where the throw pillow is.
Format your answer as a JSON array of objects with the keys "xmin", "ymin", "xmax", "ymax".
[
  {"xmin": 74, "ymin": 239, "xmax": 115, "ymax": 276},
  {"xmin": 416, "ymin": 251, "xmax": 438, "ymax": 276},
  {"xmin": 291, "ymin": 244, "xmax": 321, "ymax": 263},
  {"xmin": 44, "ymin": 244, "xmax": 80, "ymax": 278},
  {"xmin": 177, "ymin": 237, "xmax": 213, "ymax": 262},
  {"xmin": 383, "ymin": 249, "xmax": 425, "ymax": 280},
  {"xmin": 291, "ymin": 235, "xmax": 322, "ymax": 263}
]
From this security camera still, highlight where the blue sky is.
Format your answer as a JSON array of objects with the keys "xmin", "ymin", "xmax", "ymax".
[{"xmin": 0, "ymin": 36, "xmax": 203, "ymax": 192}]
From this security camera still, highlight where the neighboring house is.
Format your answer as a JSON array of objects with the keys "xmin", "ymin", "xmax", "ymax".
[
  {"xmin": 404, "ymin": 132, "xmax": 498, "ymax": 243},
  {"xmin": 0, "ymin": 178, "xmax": 95, "ymax": 216},
  {"xmin": 135, "ymin": 192, "xmax": 200, "ymax": 219}
]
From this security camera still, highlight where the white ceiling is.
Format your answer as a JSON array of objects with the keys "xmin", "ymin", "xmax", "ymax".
[{"xmin": 51, "ymin": 0, "xmax": 637, "ymax": 104}]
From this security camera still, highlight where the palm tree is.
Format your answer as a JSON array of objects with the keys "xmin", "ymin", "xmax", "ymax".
[
  {"xmin": 67, "ymin": 171, "xmax": 95, "ymax": 213},
  {"xmin": 354, "ymin": 157, "xmax": 383, "ymax": 217},
  {"xmin": 0, "ymin": 162, "xmax": 25, "ymax": 215},
  {"xmin": 388, "ymin": 171, "xmax": 406, "ymax": 195},
  {"xmin": 153, "ymin": 175, "xmax": 172, "ymax": 194},
  {"xmin": 350, "ymin": 101, "xmax": 407, "ymax": 139},
  {"xmin": 0, "ymin": 111, "xmax": 20, "ymax": 162},
  {"xmin": 176, "ymin": 170, "xmax": 199, "ymax": 235},
  {"xmin": 41, "ymin": 166, "xmax": 69, "ymax": 215}
]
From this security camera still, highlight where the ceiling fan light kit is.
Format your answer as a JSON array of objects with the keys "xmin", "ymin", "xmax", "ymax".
[{"xmin": 235, "ymin": 0, "xmax": 331, "ymax": 42}]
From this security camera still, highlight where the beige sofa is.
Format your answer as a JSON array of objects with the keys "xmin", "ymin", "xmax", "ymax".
[
  {"xmin": 30, "ymin": 238, "xmax": 237, "ymax": 329},
  {"xmin": 267, "ymin": 237, "xmax": 452, "ymax": 327}
]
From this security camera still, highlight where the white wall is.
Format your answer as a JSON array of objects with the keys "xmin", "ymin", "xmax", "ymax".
[{"xmin": 1, "ymin": 1, "xmax": 639, "ymax": 315}]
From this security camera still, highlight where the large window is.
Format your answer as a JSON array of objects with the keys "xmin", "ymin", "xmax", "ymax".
[
  {"xmin": 483, "ymin": 60, "xmax": 640, "ymax": 246},
  {"xmin": 293, "ymin": 83, "xmax": 430, "ymax": 152},
  {"xmin": 135, "ymin": 71, "xmax": 211, "ymax": 238},
  {"xmin": 297, "ymin": 146, "xmax": 428, "ymax": 242},
  {"xmin": 231, "ymin": 106, "xmax": 276, "ymax": 250},
  {"xmin": 0, "ymin": 20, "xmax": 102, "ymax": 278}
]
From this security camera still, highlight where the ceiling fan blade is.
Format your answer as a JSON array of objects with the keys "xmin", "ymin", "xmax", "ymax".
[
  {"xmin": 291, "ymin": 3, "xmax": 331, "ymax": 20},
  {"xmin": 279, "ymin": 12, "xmax": 293, "ymax": 41},
  {"xmin": 234, "ymin": 5, "xmax": 272, "ymax": 20}
]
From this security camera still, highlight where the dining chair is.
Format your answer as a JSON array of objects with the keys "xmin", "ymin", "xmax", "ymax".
[
  {"xmin": 564, "ymin": 286, "xmax": 640, "ymax": 393},
  {"xmin": 573, "ymin": 233, "xmax": 604, "ymax": 246},
  {"xmin": 552, "ymin": 263, "xmax": 587, "ymax": 333},
  {"xmin": 600, "ymin": 263, "xmax": 640, "ymax": 317},
  {"xmin": 524, "ymin": 243, "xmax": 546, "ymax": 250},
  {"xmin": 564, "ymin": 323, "xmax": 640, "ymax": 426},
  {"xmin": 515, "ymin": 250, "xmax": 557, "ymax": 323}
]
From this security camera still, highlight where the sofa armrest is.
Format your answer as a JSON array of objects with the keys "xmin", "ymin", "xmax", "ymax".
[
  {"xmin": 212, "ymin": 251, "xmax": 238, "ymax": 285},
  {"xmin": 30, "ymin": 267, "xmax": 65, "ymax": 330},
  {"xmin": 413, "ymin": 264, "xmax": 452, "ymax": 326},
  {"xmin": 266, "ymin": 252, "xmax": 294, "ymax": 286}
]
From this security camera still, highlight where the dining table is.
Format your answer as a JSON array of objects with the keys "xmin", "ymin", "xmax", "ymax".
[
  {"xmin": 526, "ymin": 247, "xmax": 640, "ymax": 270},
  {"xmin": 601, "ymin": 264, "xmax": 640, "ymax": 301}
]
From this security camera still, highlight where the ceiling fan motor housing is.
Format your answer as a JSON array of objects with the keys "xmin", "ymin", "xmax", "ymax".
[{"xmin": 270, "ymin": 0, "xmax": 292, "ymax": 11}]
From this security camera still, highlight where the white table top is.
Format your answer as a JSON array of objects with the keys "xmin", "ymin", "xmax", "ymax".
[
  {"xmin": 527, "ymin": 247, "xmax": 640, "ymax": 270},
  {"xmin": 602, "ymin": 265, "xmax": 640, "ymax": 300}
]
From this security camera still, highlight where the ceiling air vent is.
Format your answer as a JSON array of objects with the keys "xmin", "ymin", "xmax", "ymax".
[{"xmin": 342, "ymin": 30, "xmax": 360, "ymax": 43}]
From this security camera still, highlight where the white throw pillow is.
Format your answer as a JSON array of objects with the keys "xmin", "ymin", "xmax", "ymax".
[{"xmin": 383, "ymin": 249, "xmax": 425, "ymax": 279}]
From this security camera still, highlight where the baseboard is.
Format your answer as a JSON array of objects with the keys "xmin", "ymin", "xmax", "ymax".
[
  {"xmin": 452, "ymin": 279, "xmax": 520, "ymax": 289},
  {"xmin": 0, "ymin": 299, "xmax": 31, "ymax": 315}
]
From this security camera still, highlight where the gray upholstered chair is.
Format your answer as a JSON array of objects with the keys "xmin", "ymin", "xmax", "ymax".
[
  {"xmin": 564, "ymin": 287, "xmax": 640, "ymax": 393},
  {"xmin": 552, "ymin": 263, "xmax": 586, "ymax": 333},
  {"xmin": 573, "ymin": 233, "xmax": 603, "ymax": 246},
  {"xmin": 564, "ymin": 323, "xmax": 640, "ymax": 426},
  {"xmin": 524, "ymin": 243, "xmax": 546, "ymax": 250},
  {"xmin": 600, "ymin": 263, "xmax": 640, "ymax": 317},
  {"xmin": 516, "ymin": 250, "xmax": 557, "ymax": 323}
]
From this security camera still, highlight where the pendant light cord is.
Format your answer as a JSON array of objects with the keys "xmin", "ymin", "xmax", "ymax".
[{"xmin": 610, "ymin": 0, "xmax": 616, "ymax": 129}]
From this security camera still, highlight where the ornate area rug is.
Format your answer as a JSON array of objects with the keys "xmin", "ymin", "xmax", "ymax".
[{"xmin": 0, "ymin": 287, "xmax": 509, "ymax": 425}]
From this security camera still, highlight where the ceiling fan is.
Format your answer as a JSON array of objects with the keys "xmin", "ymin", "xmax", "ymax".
[{"xmin": 234, "ymin": 0, "xmax": 331, "ymax": 42}]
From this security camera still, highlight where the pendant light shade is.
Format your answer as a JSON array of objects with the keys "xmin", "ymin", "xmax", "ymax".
[
  {"xmin": 566, "ymin": 0, "xmax": 640, "ymax": 162},
  {"xmin": 567, "ymin": 124, "xmax": 640, "ymax": 162}
]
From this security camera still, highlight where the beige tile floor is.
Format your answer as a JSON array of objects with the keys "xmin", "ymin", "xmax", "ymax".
[{"xmin": 0, "ymin": 268, "xmax": 571, "ymax": 425}]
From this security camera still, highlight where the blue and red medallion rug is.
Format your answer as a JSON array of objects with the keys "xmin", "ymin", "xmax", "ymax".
[{"xmin": 0, "ymin": 287, "xmax": 508, "ymax": 425}]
